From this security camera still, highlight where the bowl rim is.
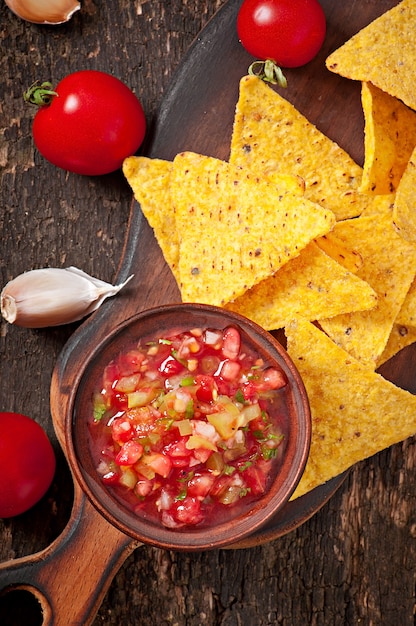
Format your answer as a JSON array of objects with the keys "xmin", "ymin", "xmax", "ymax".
[{"xmin": 65, "ymin": 302, "xmax": 311, "ymax": 551}]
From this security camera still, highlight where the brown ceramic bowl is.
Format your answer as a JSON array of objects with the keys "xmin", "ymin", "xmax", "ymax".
[{"xmin": 66, "ymin": 303, "xmax": 311, "ymax": 551}]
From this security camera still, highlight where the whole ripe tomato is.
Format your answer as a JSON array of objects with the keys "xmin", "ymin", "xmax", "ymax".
[
  {"xmin": 0, "ymin": 412, "xmax": 56, "ymax": 518},
  {"xmin": 237, "ymin": 0, "xmax": 326, "ymax": 68},
  {"xmin": 26, "ymin": 70, "xmax": 146, "ymax": 176}
]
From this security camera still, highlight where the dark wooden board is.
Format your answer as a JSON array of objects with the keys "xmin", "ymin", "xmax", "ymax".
[{"xmin": 53, "ymin": 0, "xmax": 356, "ymax": 550}]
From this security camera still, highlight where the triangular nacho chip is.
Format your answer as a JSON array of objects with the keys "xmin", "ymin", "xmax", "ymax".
[
  {"xmin": 262, "ymin": 172, "xmax": 305, "ymax": 195},
  {"xmin": 225, "ymin": 242, "xmax": 376, "ymax": 330},
  {"xmin": 171, "ymin": 151, "xmax": 335, "ymax": 306},
  {"xmin": 229, "ymin": 75, "xmax": 367, "ymax": 221},
  {"xmin": 393, "ymin": 146, "xmax": 416, "ymax": 243},
  {"xmin": 359, "ymin": 192, "xmax": 395, "ymax": 218},
  {"xmin": 286, "ymin": 319, "xmax": 416, "ymax": 499},
  {"xmin": 360, "ymin": 82, "xmax": 416, "ymax": 194},
  {"xmin": 396, "ymin": 276, "xmax": 416, "ymax": 328},
  {"xmin": 326, "ymin": 0, "xmax": 416, "ymax": 112},
  {"xmin": 315, "ymin": 232, "xmax": 363, "ymax": 273},
  {"xmin": 319, "ymin": 210, "xmax": 416, "ymax": 368},
  {"xmin": 123, "ymin": 156, "xmax": 179, "ymax": 280},
  {"xmin": 377, "ymin": 323, "xmax": 416, "ymax": 367}
]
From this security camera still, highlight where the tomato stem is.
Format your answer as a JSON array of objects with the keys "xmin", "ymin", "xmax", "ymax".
[
  {"xmin": 248, "ymin": 60, "xmax": 287, "ymax": 88},
  {"xmin": 23, "ymin": 81, "xmax": 58, "ymax": 106}
]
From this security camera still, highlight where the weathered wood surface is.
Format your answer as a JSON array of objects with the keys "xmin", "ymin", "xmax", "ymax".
[{"xmin": 1, "ymin": 0, "xmax": 416, "ymax": 624}]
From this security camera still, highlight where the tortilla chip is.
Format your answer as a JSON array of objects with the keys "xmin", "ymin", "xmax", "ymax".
[
  {"xmin": 319, "ymin": 210, "xmax": 416, "ymax": 369},
  {"xmin": 171, "ymin": 151, "xmax": 335, "ymax": 306},
  {"xmin": 360, "ymin": 82, "xmax": 416, "ymax": 194},
  {"xmin": 229, "ymin": 75, "xmax": 368, "ymax": 221},
  {"xmin": 225, "ymin": 242, "xmax": 376, "ymax": 330},
  {"xmin": 315, "ymin": 232, "xmax": 363, "ymax": 273},
  {"xmin": 286, "ymin": 319, "xmax": 416, "ymax": 499},
  {"xmin": 359, "ymin": 192, "xmax": 395, "ymax": 218},
  {"xmin": 326, "ymin": 0, "xmax": 416, "ymax": 112},
  {"xmin": 377, "ymin": 323, "xmax": 416, "ymax": 367},
  {"xmin": 123, "ymin": 155, "xmax": 171, "ymax": 184},
  {"xmin": 122, "ymin": 156, "xmax": 179, "ymax": 280},
  {"xmin": 396, "ymin": 276, "xmax": 416, "ymax": 328},
  {"xmin": 262, "ymin": 172, "xmax": 306, "ymax": 196},
  {"xmin": 393, "ymin": 147, "xmax": 416, "ymax": 243}
]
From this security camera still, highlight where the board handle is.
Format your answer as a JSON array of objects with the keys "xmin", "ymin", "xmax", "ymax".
[{"xmin": 0, "ymin": 489, "xmax": 140, "ymax": 626}]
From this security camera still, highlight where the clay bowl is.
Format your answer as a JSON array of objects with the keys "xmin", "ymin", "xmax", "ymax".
[{"xmin": 65, "ymin": 303, "xmax": 311, "ymax": 551}]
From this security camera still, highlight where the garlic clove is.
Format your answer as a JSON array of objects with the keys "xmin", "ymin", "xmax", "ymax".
[
  {"xmin": 1, "ymin": 267, "xmax": 134, "ymax": 328},
  {"xmin": 4, "ymin": 0, "xmax": 80, "ymax": 25}
]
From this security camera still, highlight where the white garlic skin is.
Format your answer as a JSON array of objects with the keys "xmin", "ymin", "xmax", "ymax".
[
  {"xmin": 1, "ymin": 267, "xmax": 133, "ymax": 328},
  {"xmin": 4, "ymin": 0, "xmax": 80, "ymax": 25}
]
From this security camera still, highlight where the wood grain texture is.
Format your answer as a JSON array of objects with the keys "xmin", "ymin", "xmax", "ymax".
[{"xmin": 2, "ymin": 0, "xmax": 416, "ymax": 624}]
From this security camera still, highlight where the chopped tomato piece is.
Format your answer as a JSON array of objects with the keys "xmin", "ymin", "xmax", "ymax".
[
  {"xmin": 159, "ymin": 355, "xmax": 185, "ymax": 376},
  {"xmin": 187, "ymin": 472, "xmax": 215, "ymax": 499},
  {"xmin": 242, "ymin": 466, "xmax": 268, "ymax": 496},
  {"xmin": 117, "ymin": 350, "xmax": 146, "ymax": 376},
  {"xmin": 164, "ymin": 437, "xmax": 192, "ymax": 458},
  {"xmin": 140, "ymin": 453, "xmax": 172, "ymax": 478},
  {"xmin": 111, "ymin": 417, "xmax": 135, "ymax": 443},
  {"xmin": 195, "ymin": 374, "xmax": 217, "ymax": 402},
  {"xmin": 115, "ymin": 440, "xmax": 144, "ymax": 466},
  {"xmin": 256, "ymin": 367, "xmax": 287, "ymax": 391},
  {"xmin": 193, "ymin": 447, "xmax": 213, "ymax": 464},
  {"xmin": 221, "ymin": 326, "xmax": 241, "ymax": 360},
  {"xmin": 172, "ymin": 496, "xmax": 204, "ymax": 525},
  {"xmin": 241, "ymin": 380, "xmax": 257, "ymax": 401},
  {"xmin": 218, "ymin": 359, "xmax": 241, "ymax": 381},
  {"xmin": 134, "ymin": 478, "xmax": 153, "ymax": 498}
]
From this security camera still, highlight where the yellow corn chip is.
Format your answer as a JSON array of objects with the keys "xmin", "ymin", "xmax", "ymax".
[
  {"xmin": 229, "ymin": 75, "xmax": 368, "ymax": 221},
  {"xmin": 315, "ymin": 232, "xmax": 363, "ymax": 273},
  {"xmin": 264, "ymin": 172, "xmax": 305, "ymax": 195},
  {"xmin": 123, "ymin": 155, "xmax": 171, "ymax": 185},
  {"xmin": 122, "ymin": 156, "xmax": 179, "ymax": 280},
  {"xmin": 171, "ymin": 151, "xmax": 335, "ymax": 306},
  {"xmin": 286, "ymin": 319, "xmax": 416, "ymax": 499},
  {"xmin": 396, "ymin": 277, "xmax": 416, "ymax": 328},
  {"xmin": 359, "ymin": 192, "xmax": 395, "ymax": 218},
  {"xmin": 319, "ymin": 210, "xmax": 416, "ymax": 368},
  {"xmin": 326, "ymin": 0, "xmax": 416, "ymax": 112},
  {"xmin": 225, "ymin": 242, "xmax": 376, "ymax": 330},
  {"xmin": 393, "ymin": 146, "xmax": 416, "ymax": 243},
  {"xmin": 376, "ymin": 323, "xmax": 416, "ymax": 367},
  {"xmin": 360, "ymin": 82, "xmax": 416, "ymax": 194}
]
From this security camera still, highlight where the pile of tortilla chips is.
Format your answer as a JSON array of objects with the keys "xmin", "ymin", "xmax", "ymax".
[{"xmin": 123, "ymin": 0, "xmax": 416, "ymax": 501}]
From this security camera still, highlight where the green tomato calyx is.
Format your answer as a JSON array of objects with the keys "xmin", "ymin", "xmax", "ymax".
[
  {"xmin": 248, "ymin": 60, "xmax": 287, "ymax": 88},
  {"xmin": 24, "ymin": 81, "xmax": 58, "ymax": 107}
]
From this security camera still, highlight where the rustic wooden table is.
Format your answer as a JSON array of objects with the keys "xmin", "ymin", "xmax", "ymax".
[{"xmin": 1, "ymin": 0, "xmax": 416, "ymax": 624}]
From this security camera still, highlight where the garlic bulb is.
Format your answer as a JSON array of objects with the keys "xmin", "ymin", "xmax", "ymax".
[
  {"xmin": 4, "ymin": 0, "xmax": 80, "ymax": 25},
  {"xmin": 1, "ymin": 267, "xmax": 133, "ymax": 328}
]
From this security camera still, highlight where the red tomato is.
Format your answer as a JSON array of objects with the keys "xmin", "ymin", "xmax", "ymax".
[
  {"xmin": 242, "ymin": 466, "xmax": 268, "ymax": 495},
  {"xmin": 195, "ymin": 374, "xmax": 217, "ymax": 402},
  {"xmin": 0, "ymin": 412, "xmax": 56, "ymax": 518},
  {"xmin": 237, "ymin": 0, "xmax": 326, "ymax": 68},
  {"xmin": 27, "ymin": 70, "xmax": 146, "ymax": 175},
  {"xmin": 169, "ymin": 496, "xmax": 204, "ymax": 526}
]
